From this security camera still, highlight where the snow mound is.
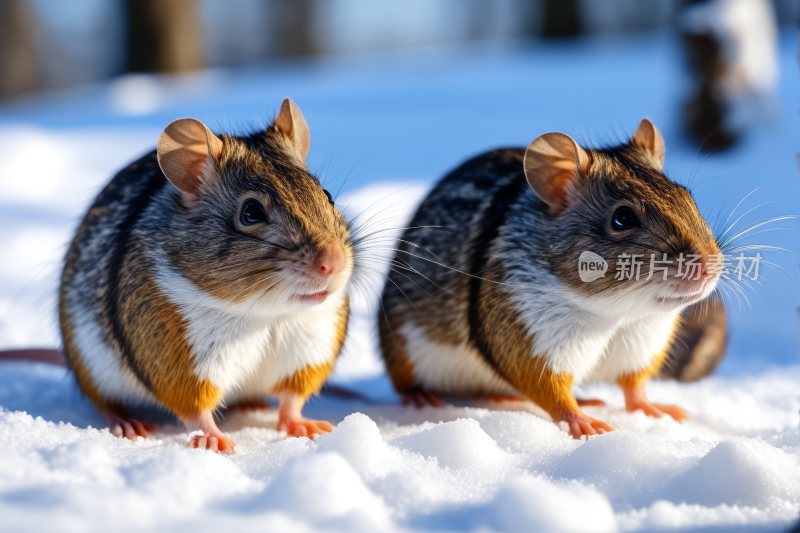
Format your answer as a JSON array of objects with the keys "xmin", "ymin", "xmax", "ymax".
[
  {"xmin": 487, "ymin": 476, "xmax": 617, "ymax": 533},
  {"xmin": 658, "ymin": 437, "xmax": 800, "ymax": 508},
  {"xmin": 1, "ymin": 363, "xmax": 800, "ymax": 532},
  {"xmin": 391, "ymin": 417, "xmax": 510, "ymax": 469},
  {"xmin": 250, "ymin": 452, "xmax": 391, "ymax": 531}
]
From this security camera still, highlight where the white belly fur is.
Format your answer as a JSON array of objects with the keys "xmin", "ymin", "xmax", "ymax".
[
  {"xmin": 400, "ymin": 322, "xmax": 514, "ymax": 396},
  {"xmin": 590, "ymin": 312, "xmax": 679, "ymax": 382},
  {"xmin": 153, "ymin": 260, "xmax": 345, "ymax": 399},
  {"xmin": 226, "ymin": 297, "xmax": 346, "ymax": 402}
]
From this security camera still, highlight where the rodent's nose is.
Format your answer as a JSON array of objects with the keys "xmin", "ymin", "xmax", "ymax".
[
  {"xmin": 699, "ymin": 245, "xmax": 722, "ymax": 280},
  {"xmin": 314, "ymin": 244, "xmax": 345, "ymax": 277}
]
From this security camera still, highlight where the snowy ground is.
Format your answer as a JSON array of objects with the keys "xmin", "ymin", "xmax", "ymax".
[
  {"xmin": 1, "ymin": 361, "xmax": 799, "ymax": 532},
  {"xmin": 1, "ymin": 32, "xmax": 800, "ymax": 532}
]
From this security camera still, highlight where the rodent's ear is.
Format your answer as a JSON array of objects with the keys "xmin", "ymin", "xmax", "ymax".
[
  {"xmin": 523, "ymin": 132, "xmax": 590, "ymax": 215},
  {"xmin": 157, "ymin": 118, "xmax": 223, "ymax": 207},
  {"xmin": 631, "ymin": 118, "xmax": 665, "ymax": 170},
  {"xmin": 274, "ymin": 97, "xmax": 310, "ymax": 162}
]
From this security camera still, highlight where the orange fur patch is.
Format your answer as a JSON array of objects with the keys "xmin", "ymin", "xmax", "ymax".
[
  {"xmin": 384, "ymin": 340, "xmax": 417, "ymax": 393},
  {"xmin": 272, "ymin": 360, "xmax": 335, "ymax": 400},
  {"xmin": 505, "ymin": 355, "xmax": 579, "ymax": 419},
  {"xmin": 618, "ymin": 350, "xmax": 669, "ymax": 390},
  {"xmin": 129, "ymin": 276, "xmax": 222, "ymax": 419},
  {"xmin": 474, "ymin": 277, "xmax": 581, "ymax": 420}
]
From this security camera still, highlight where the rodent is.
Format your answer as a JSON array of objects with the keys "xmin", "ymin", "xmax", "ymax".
[
  {"xmin": 59, "ymin": 98, "xmax": 353, "ymax": 452},
  {"xmin": 379, "ymin": 119, "xmax": 720, "ymax": 438}
]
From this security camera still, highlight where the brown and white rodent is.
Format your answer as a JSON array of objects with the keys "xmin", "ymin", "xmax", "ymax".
[
  {"xmin": 59, "ymin": 98, "xmax": 353, "ymax": 452},
  {"xmin": 379, "ymin": 119, "xmax": 721, "ymax": 438}
]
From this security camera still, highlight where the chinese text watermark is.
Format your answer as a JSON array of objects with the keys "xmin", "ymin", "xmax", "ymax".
[{"xmin": 578, "ymin": 252, "xmax": 762, "ymax": 282}]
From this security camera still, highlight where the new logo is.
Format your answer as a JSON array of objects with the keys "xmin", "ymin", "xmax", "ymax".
[{"xmin": 578, "ymin": 251, "xmax": 608, "ymax": 282}]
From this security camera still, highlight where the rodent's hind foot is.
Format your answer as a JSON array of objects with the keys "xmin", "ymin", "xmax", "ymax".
[
  {"xmin": 626, "ymin": 400, "xmax": 690, "ymax": 421},
  {"xmin": 279, "ymin": 417, "xmax": 333, "ymax": 438},
  {"xmin": 111, "ymin": 418, "xmax": 154, "ymax": 440},
  {"xmin": 182, "ymin": 411, "xmax": 236, "ymax": 454},
  {"xmin": 652, "ymin": 404, "xmax": 690, "ymax": 421},
  {"xmin": 186, "ymin": 431, "xmax": 236, "ymax": 454},
  {"xmin": 105, "ymin": 408, "xmax": 154, "ymax": 441},
  {"xmin": 560, "ymin": 411, "xmax": 614, "ymax": 440},
  {"xmin": 621, "ymin": 383, "xmax": 690, "ymax": 421},
  {"xmin": 401, "ymin": 388, "xmax": 444, "ymax": 408},
  {"xmin": 277, "ymin": 392, "xmax": 333, "ymax": 438}
]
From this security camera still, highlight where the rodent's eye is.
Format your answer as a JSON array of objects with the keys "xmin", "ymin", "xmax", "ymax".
[
  {"xmin": 323, "ymin": 189, "xmax": 334, "ymax": 205},
  {"xmin": 240, "ymin": 199, "xmax": 270, "ymax": 226},
  {"xmin": 612, "ymin": 206, "xmax": 642, "ymax": 230}
]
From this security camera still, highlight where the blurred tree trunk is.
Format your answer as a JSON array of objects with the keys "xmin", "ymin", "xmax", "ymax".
[
  {"xmin": 272, "ymin": 0, "xmax": 317, "ymax": 57},
  {"xmin": 0, "ymin": 0, "xmax": 38, "ymax": 99},
  {"xmin": 126, "ymin": 0, "xmax": 204, "ymax": 73},
  {"xmin": 680, "ymin": 0, "xmax": 738, "ymax": 151},
  {"xmin": 542, "ymin": 0, "xmax": 581, "ymax": 38}
]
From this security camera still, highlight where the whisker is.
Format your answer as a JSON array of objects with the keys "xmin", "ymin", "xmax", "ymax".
[
  {"xmin": 718, "ymin": 216, "xmax": 799, "ymax": 248},
  {"xmin": 718, "ymin": 183, "xmax": 778, "ymax": 236},
  {"xmin": 716, "ymin": 200, "xmax": 778, "ymax": 241},
  {"xmin": 367, "ymin": 246, "xmax": 513, "ymax": 287}
]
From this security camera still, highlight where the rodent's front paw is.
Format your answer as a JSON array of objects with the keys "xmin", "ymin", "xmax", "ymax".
[
  {"xmin": 561, "ymin": 411, "xmax": 614, "ymax": 440},
  {"xmin": 186, "ymin": 431, "xmax": 236, "ymax": 454}
]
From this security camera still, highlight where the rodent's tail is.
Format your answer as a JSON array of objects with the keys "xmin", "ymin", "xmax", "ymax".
[
  {"xmin": 0, "ymin": 349, "xmax": 65, "ymax": 366},
  {"xmin": 320, "ymin": 382, "xmax": 376, "ymax": 404}
]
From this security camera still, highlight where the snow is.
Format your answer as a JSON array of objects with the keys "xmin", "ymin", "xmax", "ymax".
[
  {"xmin": 1, "ymin": 31, "xmax": 800, "ymax": 532},
  {"xmin": 0, "ymin": 361, "xmax": 799, "ymax": 532}
]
